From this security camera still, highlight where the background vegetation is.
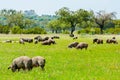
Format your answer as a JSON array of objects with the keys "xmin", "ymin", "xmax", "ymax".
[{"xmin": 0, "ymin": 8, "xmax": 120, "ymax": 35}]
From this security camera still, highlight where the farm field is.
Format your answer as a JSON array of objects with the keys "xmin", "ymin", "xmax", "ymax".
[{"xmin": 0, "ymin": 34, "xmax": 120, "ymax": 80}]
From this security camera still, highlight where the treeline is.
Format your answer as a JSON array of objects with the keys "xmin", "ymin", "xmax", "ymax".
[
  {"xmin": 0, "ymin": 9, "xmax": 56, "ymax": 34},
  {"xmin": 0, "ymin": 26, "xmax": 47, "ymax": 34},
  {"xmin": 0, "ymin": 8, "xmax": 120, "ymax": 34}
]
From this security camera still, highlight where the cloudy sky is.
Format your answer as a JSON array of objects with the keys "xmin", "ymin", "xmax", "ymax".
[{"xmin": 0, "ymin": 0, "xmax": 120, "ymax": 18}]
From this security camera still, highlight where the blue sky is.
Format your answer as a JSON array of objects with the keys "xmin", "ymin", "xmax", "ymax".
[{"xmin": 0, "ymin": 0, "xmax": 120, "ymax": 18}]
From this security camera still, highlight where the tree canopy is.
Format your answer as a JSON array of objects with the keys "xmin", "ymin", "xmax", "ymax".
[
  {"xmin": 94, "ymin": 10, "xmax": 116, "ymax": 34},
  {"xmin": 56, "ymin": 7, "xmax": 94, "ymax": 35}
]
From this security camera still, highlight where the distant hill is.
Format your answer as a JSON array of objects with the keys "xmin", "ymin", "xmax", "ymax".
[{"xmin": 24, "ymin": 10, "xmax": 58, "ymax": 28}]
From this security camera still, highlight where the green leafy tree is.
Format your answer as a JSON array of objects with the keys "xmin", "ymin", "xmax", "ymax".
[
  {"xmin": 56, "ymin": 7, "xmax": 93, "ymax": 35},
  {"xmin": 0, "ymin": 9, "xmax": 24, "ymax": 27},
  {"xmin": 60, "ymin": 22, "xmax": 70, "ymax": 32},
  {"xmin": 0, "ymin": 26, "xmax": 9, "ymax": 34},
  {"xmin": 47, "ymin": 20, "xmax": 61, "ymax": 33},
  {"xmin": 47, "ymin": 21, "xmax": 55, "ymax": 33},
  {"xmin": 23, "ymin": 19, "xmax": 35, "ymax": 29},
  {"xmin": 7, "ymin": 11, "xmax": 24, "ymax": 28}
]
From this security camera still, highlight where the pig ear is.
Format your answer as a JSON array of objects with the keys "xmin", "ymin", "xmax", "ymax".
[{"xmin": 8, "ymin": 66, "xmax": 11, "ymax": 69}]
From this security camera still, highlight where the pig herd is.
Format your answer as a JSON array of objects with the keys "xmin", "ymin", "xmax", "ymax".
[
  {"xmin": 93, "ymin": 37, "xmax": 118, "ymax": 44},
  {"xmin": 68, "ymin": 42, "xmax": 88, "ymax": 50},
  {"xmin": 19, "ymin": 35, "xmax": 58, "ymax": 45},
  {"xmin": 7, "ymin": 35, "xmax": 118, "ymax": 72},
  {"xmin": 8, "ymin": 35, "xmax": 59, "ymax": 72},
  {"xmin": 68, "ymin": 36, "xmax": 118, "ymax": 50}
]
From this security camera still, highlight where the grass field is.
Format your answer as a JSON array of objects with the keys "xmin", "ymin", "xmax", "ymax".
[{"xmin": 0, "ymin": 34, "xmax": 120, "ymax": 80}]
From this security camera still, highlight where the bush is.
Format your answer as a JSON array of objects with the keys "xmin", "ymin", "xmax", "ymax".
[
  {"xmin": 11, "ymin": 26, "xmax": 22, "ymax": 34},
  {"xmin": 0, "ymin": 26, "xmax": 10, "ymax": 34},
  {"xmin": 106, "ymin": 28, "xmax": 120, "ymax": 34},
  {"xmin": 94, "ymin": 28, "xmax": 100, "ymax": 34},
  {"xmin": 77, "ymin": 28, "xmax": 91, "ymax": 34},
  {"xmin": 22, "ymin": 27, "xmax": 47, "ymax": 34},
  {"xmin": 11, "ymin": 26, "xmax": 47, "ymax": 34},
  {"xmin": 77, "ymin": 28, "xmax": 101, "ymax": 34}
]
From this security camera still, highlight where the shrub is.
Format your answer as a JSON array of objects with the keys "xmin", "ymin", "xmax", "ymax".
[
  {"xmin": 0, "ymin": 26, "xmax": 10, "ymax": 34},
  {"xmin": 22, "ymin": 27, "xmax": 47, "ymax": 34},
  {"xmin": 11, "ymin": 26, "xmax": 22, "ymax": 34},
  {"xmin": 77, "ymin": 28, "xmax": 101, "ymax": 34},
  {"xmin": 77, "ymin": 28, "xmax": 91, "ymax": 34},
  {"xmin": 106, "ymin": 28, "xmax": 120, "ymax": 34},
  {"xmin": 94, "ymin": 28, "xmax": 100, "ymax": 34}
]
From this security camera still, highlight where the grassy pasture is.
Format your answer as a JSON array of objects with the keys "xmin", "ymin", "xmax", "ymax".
[{"xmin": 0, "ymin": 34, "xmax": 120, "ymax": 80}]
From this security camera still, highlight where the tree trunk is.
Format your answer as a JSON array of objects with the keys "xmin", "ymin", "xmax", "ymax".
[
  {"xmin": 100, "ymin": 25, "xmax": 104, "ymax": 34},
  {"xmin": 52, "ymin": 30, "xmax": 54, "ymax": 33},
  {"xmin": 70, "ymin": 26, "xmax": 75, "ymax": 35},
  {"xmin": 63, "ymin": 29, "xmax": 65, "ymax": 32},
  {"xmin": 55, "ymin": 30, "xmax": 57, "ymax": 33},
  {"xmin": 69, "ymin": 26, "xmax": 75, "ymax": 37}
]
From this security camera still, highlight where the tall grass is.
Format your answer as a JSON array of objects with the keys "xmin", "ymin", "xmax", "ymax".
[{"xmin": 0, "ymin": 34, "xmax": 120, "ymax": 80}]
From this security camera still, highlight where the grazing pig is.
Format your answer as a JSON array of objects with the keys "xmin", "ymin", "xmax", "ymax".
[
  {"xmin": 34, "ymin": 36, "xmax": 41, "ymax": 40},
  {"xmin": 41, "ymin": 40, "xmax": 51, "ymax": 45},
  {"xmin": 112, "ymin": 37, "xmax": 116, "ymax": 39},
  {"xmin": 51, "ymin": 36, "xmax": 60, "ymax": 39},
  {"xmin": 8, "ymin": 56, "xmax": 32, "ymax": 72},
  {"xmin": 106, "ymin": 39, "xmax": 111, "ymax": 43},
  {"xmin": 41, "ymin": 39, "xmax": 56, "ymax": 45},
  {"xmin": 96, "ymin": 39, "xmax": 103, "ymax": 44},
  {"xmin": 68, "ymin": 42, "xmax": 79, "ymax": 48},
  {"xmin": 106, "ymin": 39, "xmax": 118, "ymax": 44},
  {"xmin": 76, "ymin": 42, "xmax": 88, "ymax": 50},
  {"xmin": 110, "ymin": 39, "xmax": 118, "ymax": 44},
  {"xmin": 34, "ymin": 40, "xmax": 38, "ymax": 44},
  {"xmin": 19, "ymin": 39, "xmax": 24, "ymax": 44},
  {"xmin": 34, "ymin": 36, "xmax": 43, "ymax": 42},
  {"xmin": 21, "ymin": 38, "xmax": 28, "ymax": 42},
  {"xmin": 27, "ymin": 39, "xmax": 33, "ymax": 43},
  {"xmin": 21, "ymin": 38, "xmax": 33, "ymax": 43},
  {"xmin": 42, "ymin": 37, "xmax": 49, "ymax": 41},
  {"xmin": 5, "ymin": 40, "xmax": 12, "ymax": 43},
  {"xmin": 48, "ymin": 39, "xmax": 56, "ymax": 44},
  {"xmin": 32, "ymin": 56, "xmax": 46, "ymax": 70},
  {"xmin": 93, "ymin": 38, "xmax": 98, "ymax": 44}
]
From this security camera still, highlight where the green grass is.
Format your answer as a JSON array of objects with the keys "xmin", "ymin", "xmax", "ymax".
[{"xmin": 0, "ymin": 34, "xmax": 120, "ymax": 80}]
